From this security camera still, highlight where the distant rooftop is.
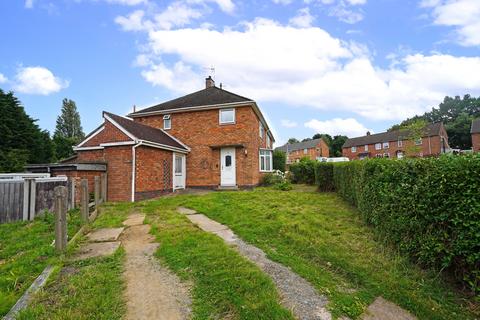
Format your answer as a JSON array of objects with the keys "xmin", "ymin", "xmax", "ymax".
[{"xmin": 275, "ymin": 138, "xmax": 325, "ymax": 153}]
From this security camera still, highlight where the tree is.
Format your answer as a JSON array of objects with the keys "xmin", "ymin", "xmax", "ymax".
[
  {"xmin": 398, "ymin": 119, "xmax": 427, "ymax": 157},
  {"xmin": 54, "ymin": 98, "xmax": 84, "ymax": 159},
  {"xmin": 0, "ymin": 89, "xmax": 54, "ymax": 172},
  {"xmin": 330, "ymin": 135, "xmax": 348, "ymax": 157},
  {"xmin": 287, "ymin": 137, "xmax": 299, "ymax": 144},
  {"xmin": 273, "ymin": 150, "xmax": 286, "ymax": 172}
]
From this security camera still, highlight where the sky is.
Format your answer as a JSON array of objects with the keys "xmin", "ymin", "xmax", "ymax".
[{"xmin": 1, "ymin": 0, "xmax": 480, "ymax": 146}]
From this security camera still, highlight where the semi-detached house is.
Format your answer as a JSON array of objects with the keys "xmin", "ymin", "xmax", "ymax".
[{"xmin": 66, "ymin": 77, "xmax": 275, "ymax": 202}]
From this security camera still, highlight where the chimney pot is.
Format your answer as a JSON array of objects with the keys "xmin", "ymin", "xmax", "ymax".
[
  {"xmin": 206, "ymin": 76, "xmax": 215, "ymax": 88},
  {"xmin": 366, "ymin": 131, "xmax": 371, "ymax": 136}
]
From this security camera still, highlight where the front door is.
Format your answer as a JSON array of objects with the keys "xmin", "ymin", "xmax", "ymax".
[
  {"xmin": 173, "ymin": 153, "xmax": 186, "ymax": 190},
  {"xmin": 220, "ymin": 147, "xmax": 236, "ymax": 186}
]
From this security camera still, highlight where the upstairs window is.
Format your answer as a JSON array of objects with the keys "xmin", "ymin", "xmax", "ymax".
[
  {"xmin": 383, "ymin": 142, "xmax": 389, "ymax": 149},
  {"xmin": 364, "ymin": 145, "xmax": 368, "ymax": 151},
  {"xmin": 163, "ymin": 115, "xmax": 171, "ymax": 130},
  {"xmin": 259, "ymin": 123, "xmax": 264, "ymax": 138},
  {"xmin": 304, "ymin": 148, "xmax": 308, "ymax": 154},
  {"xmin": 219, "ymin": 109, "xmax": 235, "ymax": 124},
  {"xmin": 397, "ymin": 139, "xmax": 403, "ymax": 147},
  {"xmin": 415, "ymin": 138, "xmax": 422, "ymax": 145},
  {"xmin": 351, "ymin": 146, "xmax": 357, "ymax": 153},
  {"xmin": 266, "ymin": 134, "xmax": 271, "ymax": 148},
  {"xmin": 375, "ymin": 143, "xmax": 382, "ymax": 150}
]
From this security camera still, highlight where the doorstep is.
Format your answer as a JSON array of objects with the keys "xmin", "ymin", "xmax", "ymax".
[{"xmin": 216, "ymin": 185, "xmax": 239, "ymax": 191}]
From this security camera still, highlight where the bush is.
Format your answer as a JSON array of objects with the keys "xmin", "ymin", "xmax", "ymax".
[
  {"xmin": 261, "ymin": 170, "xmax": 286, "ymax": 186},
  {"xmin": 331, "ymin": 155, "xmax": 480, "ymax": 293},
  {"xmin": 314, "ymin": 162, "xmax": 334, "ymax": 191},
  {"xmin": 273, "ymin": 150, "xmax": 286, "ymax": 172},
  {"xmin": 273, "ymin": 181, "xmax": 293, "ymax": 191},
  {"xmin": 289, "ymin": 158, "xmax": 316, "ymax": 184}
]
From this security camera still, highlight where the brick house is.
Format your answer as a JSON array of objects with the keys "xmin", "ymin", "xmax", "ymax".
[
  {"xmin": 471, "ymin": 119, "xmax": 480, "ymax": 152},
  {"xmin": 69, "ymin": 77, "xmax": 275, "ymax": 201},
  {"xmin": 342, "ymin": 122, "xmax": 450, "ymax": 160},
  {"xmin": 275, "ymin": 138, "xmax": 329, "ymax": 164}
]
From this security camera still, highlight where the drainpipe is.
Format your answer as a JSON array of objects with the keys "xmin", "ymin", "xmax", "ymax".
[
  {"xmin": 428, "ymin": 136, "xmax": 432, "ymax": 156},
  {"xmin": 131, "ymin": 141, "xmax": 142, "ymax": 202}
]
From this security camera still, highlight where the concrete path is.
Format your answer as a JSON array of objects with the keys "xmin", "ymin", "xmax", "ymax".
[
  {"xmin": 121, "ymin": 213, "xmax": 191, "ymax": 320},
  {"xmin": 361, "ymin": 297, "xmax": 416, "ymax": 320},
  {"xmin": 180, "ymin": 208, "xmax": 332, "ymax": 320}
]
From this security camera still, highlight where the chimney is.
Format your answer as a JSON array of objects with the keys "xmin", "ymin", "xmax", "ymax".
[
  {"xmin": 366, "ymin": 131, "xmax": 371, "ymax": 136},
  {"xmin": 133, "ymin": 104, "xmax": 136, "ymax": 113},
  {"xmin": 206, "ymin": 76, "xmax": 215, "ymax": 88}
]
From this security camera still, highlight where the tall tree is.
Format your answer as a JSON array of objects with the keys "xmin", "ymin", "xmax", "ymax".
[
  {"xmin": 0, "ymin": 89, "xmax": 54, "ymax": 172},
  {"xmin": 330, "ymin": 135, "xmax": 348, "ymax": 157},
  {"xmin": 287, "ymin": 137, "xmax": 300, "ymax": 144},
  {"xmin": 54, "ymin": 98, "xmax": 84, "ymax": 159}
]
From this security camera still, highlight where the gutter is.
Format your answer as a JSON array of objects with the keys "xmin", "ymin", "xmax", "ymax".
[{"xmin": 131, "ymin": 141, "xmax": 142, "ymax": 202}]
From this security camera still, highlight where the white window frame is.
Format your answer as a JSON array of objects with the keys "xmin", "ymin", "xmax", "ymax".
[
  {"xmin": 219, "ymin": 108, "xmax": 235, "ymax": 124},
  {"xmin": 375, "ymin": 143, "xmax": 381, "ymax": 150},
  {"xmin": 364, "ymin": 145, "xmax": 368, "ymax": 151},
  {"xmin": 304, "ymin": 148, "xmax": 308, "ymax": 154},
  {"xmin": 397, "ymin": 139, "xmax": 403, "ymax": 147},
  {"xmin": 259, "ymin": 149, "xmax": 273, "ymax": 172},
  {"xmin": 163, "ymin": 114, "xmax": 171, "ymax": 130},
  {"xmin": 415, "ymin": 138, "xmax": 422, "ymax": 145},
  {"xmin": 259, "ymin": 122, "xmax": 264, "ymax": 138},
  {"xmin": 266, "ymin": 134, "xmax": 271, "ymax": 148},
  {"xmin": 351, "ymin": 146, "xmax": 357, "ymax": 153},
  {"xmin": 383, "ymin": 142, "xmax": 389, "ymax": 149}
]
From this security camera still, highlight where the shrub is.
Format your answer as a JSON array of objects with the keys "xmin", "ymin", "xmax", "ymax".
[
  {"xmin": 261, "ymin": 170, "xmax": 286, "ymax": 186},
  {"xmin": 314, "ymin": 162, "xmax": 334, "ymax": 191},
  {"xmin": 331, "ymin": 155, "xmax": 480, "ymax": 293},
  {"xmin": 273, "ymin": 181, "xmax": 293, "ymax": 191},
  {"xmin": 273, "ymin": 150, "xmax": 286, "ymax": 172},
  {"xmin": 289, "ymin": 157, "xmax": 316, "ymax": 184}
]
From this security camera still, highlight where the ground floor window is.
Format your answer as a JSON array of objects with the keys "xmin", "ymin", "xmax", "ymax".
[{"xmin": 259, "ymin": 149, "xmax": 273, "ymax": 172}]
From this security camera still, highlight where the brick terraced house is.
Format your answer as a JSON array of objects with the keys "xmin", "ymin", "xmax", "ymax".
[
  {"xmin": 69, "ymin": 77, "xmax": 275, "ymax": 201},
  {"xmin": 342, "ymin": 122, "xmax": 450, "ymax": 160},
  {"xmin": 472, "ymin": 118, "xmax": 480, "ymax": 152},
  {"xmin": 275, "ymin": 138, "xmax": 329, "ymax": 164}
]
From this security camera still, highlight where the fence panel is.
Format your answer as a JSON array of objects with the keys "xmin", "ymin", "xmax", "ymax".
[
  {"xmin": 0, "ymin": 181, "xmax": 24, "ymax": 223},
  {"xmin": 34, "ymin": 178, "xmax": 68, "ymax": 217}
]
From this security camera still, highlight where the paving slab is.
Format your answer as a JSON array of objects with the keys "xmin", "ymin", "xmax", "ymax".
[
  {"xmin": 211, "ymin": 228, "xmax": 237, "ymax": 243},
  {"xmin": 186, "ymin": 214, "xmax": 228, "ymax": 232},
  {"xmin": 361, "ymin": 297, "xmax": 416, "ymax": 320},
  {"xmin": 123, "ymin": 214, "xmax": 145, "ymax": 226},
  {"xmin": 177, "ymin": 207, "xmax": 197, "ymax": 215},
  {"xmin": 74, "ymin": 241, "xmax": 121, "ymax": 260},
  {"xmin": 87, "ymin": 227, "xmax": 124, "ymax": 242}
]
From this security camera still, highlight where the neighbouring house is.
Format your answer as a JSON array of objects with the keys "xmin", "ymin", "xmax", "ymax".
[
  {"xmin": 472, "ymin": 118, "xmax": 480, "ymax": 152},
  {"xmin": 34, "ymin": 77, "xmax": 275, "ymax": 202},
  {"xmin": 342, "ymin": 122, "xmax": 450, "ymax": 160},
  {"xmin": 275, "ymin": 138, "xmax": 329, "ymax": 164}
]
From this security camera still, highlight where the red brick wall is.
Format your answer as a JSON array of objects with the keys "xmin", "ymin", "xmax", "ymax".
[
  {"xmin": 287, "ymin": 140, "xmax": 329, "ymax": 163},
  {"xmin": 134, "ymin": 106, "xmax": 271, "ymax": 187},
  {"xmin": 83, "ymin": 120, "xmax": 131, "ymax": 147},
  {"xmin": 134, "ymin": 146, "xmax": 173, "ymax": 200},
  {"xmin": 473, "ymin": 133, "xmax": 480, "ymax": 152}
]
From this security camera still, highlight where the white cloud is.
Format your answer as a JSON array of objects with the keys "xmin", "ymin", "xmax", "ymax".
[
  {"xmin": 105, "ymin": 0, "xmax": 147, "ymax": 5},
  {"xmin": 0, "ymin": 73, "xmax": 7, "ymax": 84},
  {"xmin": 281, "ymin": 119, "xmax": 298, "ymax": 128},
  {"xmin": 14, "ymin": 66, "xmax": 69, "ymax": 95},
  {"xmin": 25, "ymin": 0, "xmax": 35, "ymax": 8},
  {"xmin": 128, "ymin": 17, "xmax": 480, "ymax": 121},
  {"xmin": 289, "ymin": 8, "xmax": 315, "ymax": 28},
  {"xmin": 305, "ymin": 118, "xmax": 371, "ymax": 137},
  {"xmin": 422, "ymin": 0, "xmax": 480, "ymax": 46},
  {"xmin": 115, "ymin": 10, "xmax": 149, "ymax": 31},
  {"xmin": 272, "ymin": 0, "xmax": 293, "ymax": 5},
  {"xmin": 328, "ymin": 4, "xmax": 364, "ymax": 24}
]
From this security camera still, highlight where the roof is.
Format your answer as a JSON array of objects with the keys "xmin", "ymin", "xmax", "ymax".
[
  {"xmin": 471, "ymin": 118, "xmax": 480, "ymax": 134},
  {"xmin": 103, "ymin": 112, "xmax": 189, "ymax": 151},
  {"xmin": 275, "ymin": 138, "xmax": 325, "ymax": 153},
  {"xmin": 343, "ymin": 122, "xmax": 444, "ymax": 148},
  {"xmin": 129, "ymin": 86, "xmax": 253, "ymax": 115}
]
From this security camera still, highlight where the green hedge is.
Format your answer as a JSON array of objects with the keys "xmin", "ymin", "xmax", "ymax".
[
  {"xmin": 288, "ymin": 158, "xmax": 316, "ymax": 184},
  {"xmin": 330, "ymin": 156, "xmax": 480, "ymax": 293},
  {"xmin": 314, "ymin": 162, "xmax": 334, "ymax": 191}
]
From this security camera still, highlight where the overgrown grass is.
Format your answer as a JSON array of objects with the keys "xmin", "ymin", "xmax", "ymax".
[
  {"xmin": 179, "ymin": 186, "xmax": 478, "ymax": 319},
  {"xmin": 0, "ymin": 210, "xmax": 82, "ymax": 316},
  {"xmin": 143, "ymin": 196, "xmax": 294, "ymax": 320},
  {"xmin": 18, "ymin": 248, "xmax": 126, "ymax": 320},
  {"xmin": 91, "ymin": 202, "xmax": 136, "ymax": 229}
]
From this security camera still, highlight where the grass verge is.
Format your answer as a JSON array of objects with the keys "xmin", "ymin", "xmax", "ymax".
[
  {"xmin": 143, "ymin": 196, "xmax": 294, "ymax": 320},
  {"xmin": 18, "ymin": 248, "xmax": 126, "ymax": 320},
  {"xmin": 0, "ymin": 210, "xmax": 82, "ymax": 316},
  {"xmin": 179, "ymin": 186, "xmax": 478, "ymax": 320}
]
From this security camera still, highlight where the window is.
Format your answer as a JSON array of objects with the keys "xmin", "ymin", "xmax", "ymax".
[
  {"xmin": 259, "ymin": 149, "xmax": 273, "ymax": 172},
  {"xmin": 225, "ymin": 155, "xmax": 232, "ymax": 167},
  {"xmin": 304, "ymin": 148, "xmax": 308, "ymax": 154},
  {"xmin": 397, "ymin": 151, "xmax": 404, "ymax": 159},
  {"xmin": 163, "ymin": 115, "xmax": 171, "ymax": 130},
  {"xmin": 259, "ymin": 123, "xmax": 264, "ymax": 138},
  {"xmin": 266, "ymin": 135, "xmax": 271, "ymax": 148},
  {"xmin": 397, "ymin": 139, "xmax": 403, "ymax": 147},
  {"xmin": 383, "ymin": 142, "xmax": 389, "ymax": 149},
  {"xmin": 384, "ymin": 153, "xmax": 390, "ymax": 158},
  {"xmin": 415, "ymin": 138, "xmax": 422, "ymax": 145},
  {"xmin": 175, "ymin": 155, "xmax": 182, "ymax": 175},
  {"xmin": 351, "ymin": 146, "xmax": 357, "ymax": 153},
  {"xmin": 375, "ymin": 143, "xmax": 381, "ymax": 150},
  {"xmin": 220, "ymin": 109, "xmax": 235, "ymax": 124},
  {"xmin": 364, "ymin": 145, "xmax": 368, "ymax": 151}
]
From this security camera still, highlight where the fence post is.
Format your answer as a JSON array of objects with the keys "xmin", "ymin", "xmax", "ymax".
[
  {"xmin": 94, "ymin": 176, "xmax": 100, "ymax": 206},
  {"xmin": 68, "ymin": 178, "xmax": 75, "ymax": 209},
  {"xmin": 101, "ymin": 173, "xmax": 107, "ymax": 203},
  {"xmin": 29, "ymin": 179, "xmax": 36, "ymax": 221},
  {"xmin": 80, "ymin": 179, "xmax": 89, "ymax": 223},
  {"xmin": 22, "ymin": 179, "xmax": 31, "ymax": 221},
  {"xmin": 54, "ymin": 186, "xmax": 68, "ymax": 252}
]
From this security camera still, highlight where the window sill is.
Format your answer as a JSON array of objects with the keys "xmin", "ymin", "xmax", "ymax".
[{"xmin": 219, "ymin": 122, "xmax": 236, "ymax": 126}]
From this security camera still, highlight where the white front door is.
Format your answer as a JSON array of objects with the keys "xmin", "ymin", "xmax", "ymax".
[
  {"xmin": 220, "ymin": 147, "xmax": 236, "ymax": 186},
  {"xmin": 173, "ymin": 153, "xmax": 186, "ymax": 190}
]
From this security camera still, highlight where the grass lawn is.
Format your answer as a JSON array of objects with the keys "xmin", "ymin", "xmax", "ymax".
[
  {"xmin": 18, "ymin": 248, "xmax": 126, "ymax": 320},
  {"xmin": 176, "ymin": 186, "xmax": 478, "ymax": 320},
  {"xmin": 0, "ymin": 210, "xmax": 82, "ymax": 316}
]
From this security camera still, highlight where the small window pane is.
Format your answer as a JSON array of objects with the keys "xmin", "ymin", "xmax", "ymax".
[
  {"xmin": 175, "ymin": 156, "xmax": 182, "ymax": 174},
  {"xmin": 220, "ymin": 109, "xmax": 235, "ymax": 124},
  {"xmin": 164, "ymin": 118, "xmax": 171, "ymax": 130},
  {"xmin": 225, "ymin": 155, "xmax": 232, "ymax": 167}
]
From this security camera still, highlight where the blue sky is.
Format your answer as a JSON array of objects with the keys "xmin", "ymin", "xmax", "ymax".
[{"xmin": 1, "ymin": 0, "xmax": 479, "ymax": 146}]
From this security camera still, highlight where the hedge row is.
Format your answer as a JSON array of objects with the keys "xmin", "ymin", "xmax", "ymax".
[
  {"xmin": 330, "ymin": 156, "xmax": 480, "ymax": 293},
  {"xmin": 288, "ymin": 158, "xmax": 316, "ymax": 184}
]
